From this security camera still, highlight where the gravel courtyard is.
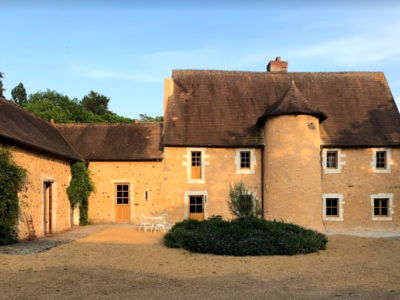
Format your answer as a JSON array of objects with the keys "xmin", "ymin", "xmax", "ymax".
[{"xmin": 0, "ymin": 226, "xmax": 399, "ymax": 299}]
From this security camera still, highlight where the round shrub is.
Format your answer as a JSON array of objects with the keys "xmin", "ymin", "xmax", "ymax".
[{"xmin": 164, "ymin": 216, "xmax": 327, "ymax": 256}]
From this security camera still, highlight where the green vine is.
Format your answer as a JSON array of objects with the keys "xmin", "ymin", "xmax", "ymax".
[
  {"xmin": 0, "ymin": 147, "xmax": 26, "ymax": 245},
  {"xmin": 67, "ymin": 162, "xmax": 94, "ymax": 225}
]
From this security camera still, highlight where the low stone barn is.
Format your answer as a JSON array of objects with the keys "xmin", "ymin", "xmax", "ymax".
[
  {"xmin": 0, "ymin": 98, "xmax": 81, "ymax": 239},
  {"xmin": 1, "ymin": 57, "xmax": 400, "ymax": 237}
]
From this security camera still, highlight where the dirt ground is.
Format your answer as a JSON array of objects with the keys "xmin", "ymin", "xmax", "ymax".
[{"xmin": 0, "ymin": 226, "xmax": 399, "ymax": 299}]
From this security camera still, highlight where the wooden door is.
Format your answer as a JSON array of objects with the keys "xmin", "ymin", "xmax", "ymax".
[
  {"xmin": 115, "ymin": 184, "xmax": 130, "ymax": 223},
  {"xmin": 189, "ymin": 195, "xmax": 204, "ymax": 221},
  {"xmin": 43, "ymin": 182, "xmax": 53, "ymax": 235}
]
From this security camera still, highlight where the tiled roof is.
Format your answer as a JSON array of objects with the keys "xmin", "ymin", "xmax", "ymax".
[
  {"xmin": 164, "ymin": 70, "xmax": 400, "ymax": 147},
  {"xmin": 55, "ymin": 123, "xmax": 163, "ymax": 161},
  {"xmin": 0, "ymin": 98, "xmax": 82, "ymax": 160}
]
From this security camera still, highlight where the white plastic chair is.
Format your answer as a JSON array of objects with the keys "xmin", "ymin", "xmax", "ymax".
[
  {"xmin": 153, "ymin": 214, "xmax": 168, "ymax": 233},
  {"xmin": 138, "ymin": 214, "xmax": 154, "ymax": 232}
]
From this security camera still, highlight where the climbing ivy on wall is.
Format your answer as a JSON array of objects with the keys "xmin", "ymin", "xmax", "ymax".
[
  {"xmin": 0, "ymin": 148, "xmax": 26, "ymax": 245},
  {"xmin": 67, "ymin": 162, "xmax": 94, "ymax": 225}
]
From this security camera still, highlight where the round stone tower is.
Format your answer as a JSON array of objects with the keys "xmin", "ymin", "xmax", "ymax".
[{"xmin": 257, "ymin": 81, "xmax": 327, "ymax": 232}]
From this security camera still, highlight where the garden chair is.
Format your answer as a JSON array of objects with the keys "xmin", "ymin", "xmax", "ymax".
[
  {"xmin": 138, "ymin": 214, "xmax": 154, "ymax": 232},
  {"xmin": 153, "ymin": 214, "xmax": 169, "ymax": 233}
]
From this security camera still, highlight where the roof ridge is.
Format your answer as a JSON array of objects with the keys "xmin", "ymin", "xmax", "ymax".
[{"xmin": 172, "ymin": 69, "xmax": 385, "ymax": 75}]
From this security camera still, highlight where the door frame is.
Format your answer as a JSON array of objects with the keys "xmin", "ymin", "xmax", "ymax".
[
  {"xmin": 184, "ymin": 190, "xmax": 208, "ymax": 220},
  {"xmin": 43, "ymin": 181, "xmax": 54, "ymax": 235},
  {"xmin": 113, "ymin": 181, "xmax": 132, "ymax": 223}
]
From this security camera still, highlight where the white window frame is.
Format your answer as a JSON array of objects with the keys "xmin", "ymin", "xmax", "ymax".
[
  {"xmin": 371, "ymin": 148, "xmax": 391, "ymax": 173},
  {"xmin": 371, "ymin": 193, "xmax": 393, "ymax": 221},
  {"xmin": 322, "ymin": 148, "xmax": 345, "ymax": 174},
  {"xmin": 235, "ymin": 148, "xmax": 256, "ymax": 174},
  {"xmin": 184, "ymin": 190, "xmax": 208, "ymax": 219},
  {"xmin": 322, "ymin": 193, "xmax": 344, "ymax": 221},
  {"xmin": 183, "ymin": 148, "xmax": 209, "ymax": 184}
]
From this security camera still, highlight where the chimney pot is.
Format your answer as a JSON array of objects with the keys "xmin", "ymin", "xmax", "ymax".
[{"xmin": 267, "ymin": 57, "xmax": 288, "ymax": 73}]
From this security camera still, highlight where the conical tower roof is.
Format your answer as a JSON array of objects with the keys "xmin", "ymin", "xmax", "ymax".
[{"xmin": 257, "ymin": 81, "xmax": 327, "ymax": 126}]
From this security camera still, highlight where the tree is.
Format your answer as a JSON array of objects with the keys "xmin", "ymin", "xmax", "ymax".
[
  {"xmin": 139, "ymin": 113, "xmax": 163, "ymax": 122},
  {"xmin": 81, "ymin": 91, "xmax": 109, "ymax": 115},
  {"xmin": 0, "ymin": 73, "xmax": 4, "ymax": 98},
  {"xmin": 11, "ymin": 83, "xmax": 27, "ymax": 106},
  {"xmin": 24, "ymin": 89, "xmax": 134, "ymax": 123},
  {"xmin": 228, "ymin": 181, "xmax": 260, "ymax": 219}
]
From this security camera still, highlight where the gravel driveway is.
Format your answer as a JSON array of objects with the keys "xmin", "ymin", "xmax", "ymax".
[{"xmin": 0, "ymin": 225, "xmax": 399, "ymax": 299}]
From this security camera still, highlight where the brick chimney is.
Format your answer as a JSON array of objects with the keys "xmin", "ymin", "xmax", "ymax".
[{"xmin": 267, "ymin": 57, "xmax": 288, "ymax": 73}]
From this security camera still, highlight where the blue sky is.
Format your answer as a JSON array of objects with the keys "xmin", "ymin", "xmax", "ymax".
[{"xmin": 1, "ymin": 1, "xmax": 400, "ymax": 118}]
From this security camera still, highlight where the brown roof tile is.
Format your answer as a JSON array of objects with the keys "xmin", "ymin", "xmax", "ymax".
[
  {"xmin": 164, "ymin": 70, "xmax": 400, "ymax": 147},
  {"xmin": 0, "ymin": 98, "xmax": 82, "ymax": 160},
  {"xmin": 55, "ymin": 123, "xmax": 163, "ymax": 161}
]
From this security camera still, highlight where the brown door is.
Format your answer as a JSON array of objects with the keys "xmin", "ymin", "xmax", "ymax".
[
  {"xmin": 115, "ymin": 184, "xmax": 130, "ymax": 223},
  {"xmin": 43, "ymin": 182, "xmax": 53, "ymax": 235},
  {"xmin": 189, "ymin": 195, "xmax": 204, "ymax": 221}
]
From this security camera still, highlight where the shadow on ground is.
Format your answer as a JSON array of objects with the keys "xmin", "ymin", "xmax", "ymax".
[{"xmin": 1, "ymin": 266, "xmax": 399, "ymax": 300}]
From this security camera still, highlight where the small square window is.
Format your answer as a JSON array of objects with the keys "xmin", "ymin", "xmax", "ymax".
[
  {"xmin": 376, "ymin": 151, "xmax": 387, "ymax": 169},
  {"xmin": 325, "ymin": 198, "xmax": 339, "ymax": 216},
  {"xmin": 326, "ymin": 151, "xmax": 338, "ymax": 169},
  {"xmin": 240, "ymin": 151, "xmax": 251, "ymax": 169},
  {"xmin": 374, "ymin": 198, "xmax": 389, "ymax": 216}
]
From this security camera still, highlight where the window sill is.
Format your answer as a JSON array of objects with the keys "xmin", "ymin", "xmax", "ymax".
[
  {"xmin": 372, "ymin": 216, "xmax": 392, "ymax": 221},
  {"xmin": 323, "ymin": 217, "xmax": 343, "ymax": 221},
  {"xmin": 236, "ymin": 168, "xmax": 255, "ymax": 175}
]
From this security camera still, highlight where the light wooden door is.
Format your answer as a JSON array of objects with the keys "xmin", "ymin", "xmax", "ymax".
[
  {"xmin": 115, "ymin": 184, "xmax": 130, "ymax": 223},
  {"xmin": 189, "ymin": 195, "xmax": 204, "ymax": 221}
]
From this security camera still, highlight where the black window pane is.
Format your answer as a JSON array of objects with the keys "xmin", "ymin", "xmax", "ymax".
[
  {"xmin": 376, "ymin": 151, "xmax": 386, "ymax": 168},
  {"xmin": 327, "ymin": 151, "xmax": 338, "ymax": 168},
  {"xmin": 381, "ymin": 207, "xmax": 388, "ymax": 216},
  {"xmin": 374, "ymin": 208, "xmax": 380, "ymax": 216}
]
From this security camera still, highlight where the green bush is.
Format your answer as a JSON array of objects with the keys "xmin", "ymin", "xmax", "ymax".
[
  {"xmin": 164, "ymin": 217, "xmax": 327, "ymax": 256},
  {"xmin": 0, "ymin": 148, "xmax": 26, "ymax": 245},
  {"xmin": 228, "ymin": 182, "xmax": 260, "ymax": 219},
  {"xmin": 67, "ymin": 162, "xmax": 94, "ymax": 225}
]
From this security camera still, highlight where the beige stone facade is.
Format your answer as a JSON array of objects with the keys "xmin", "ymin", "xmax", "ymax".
[
  {"xmin": 87, "ymin": 148, "xmax": 262, "ymax": 224},
  {"xmin": 321, "ymin": 148, "xmax": 400, "ymax": 231},
  {"xmin": 10, "ymin": 146, "xmax": 72, "ymax": 239}
]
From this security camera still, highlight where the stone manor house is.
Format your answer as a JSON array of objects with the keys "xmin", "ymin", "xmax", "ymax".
[{"xmin": 1, "ymin": 57, "xmax": 400, "ymax": 238}]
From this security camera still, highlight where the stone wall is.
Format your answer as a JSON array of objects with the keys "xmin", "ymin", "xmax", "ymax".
[
  {"xmin": 11, "ymin": 146, "xmax": 72, "ymax": 239},
  {"xmin": 322, "ymin": 148, "xmax": 400, "ymax": 231},
  {"xmin": 87, "ymin": 161, "xmax": 164, "ymax": 223}
]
